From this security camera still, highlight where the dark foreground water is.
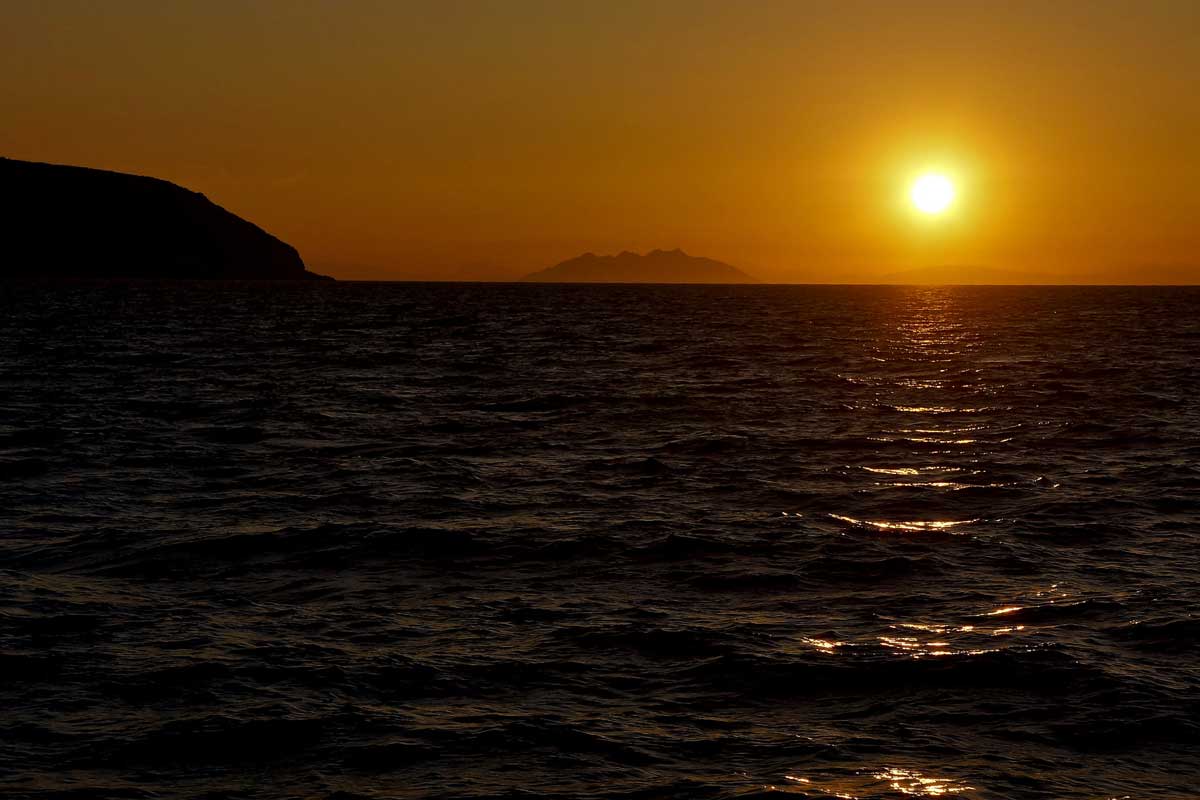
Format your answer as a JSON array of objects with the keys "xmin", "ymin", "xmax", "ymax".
[{"xmin": 1, "ymin": 282, "xmax": 1199, "ymax": 800}]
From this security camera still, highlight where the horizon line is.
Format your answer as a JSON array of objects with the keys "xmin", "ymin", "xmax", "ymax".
[{"xmin": 326, "ymin": 279, "xmax": 1200, "ymax": 287}]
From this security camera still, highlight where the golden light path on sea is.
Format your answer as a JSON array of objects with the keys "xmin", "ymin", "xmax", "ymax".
[{"xmin": 764, "ymin": 766, "xmax": 977, "ymax": 796}]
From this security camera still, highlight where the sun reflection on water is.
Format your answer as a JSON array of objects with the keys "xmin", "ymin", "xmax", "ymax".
[
  {"xmin": 777, "ymin": 766, "xmax": 978, "ymax": 797},
  {"xmin": 828, "ymin": 514, "xmax": 978, "ymax": 532},
  {"xmin": 826, "ymin": 293, "xmax": 1010, "ymax": 535},
  {"xmin": 798, "ymin": 616, "xmax": 1033, "ymax": 660},
  {"xmin": 767, "ymin": 291, "xmax": 1074, "ymax": 799},
  {"xmin": 861, "ymin": 466, "xmax": 972, "ymax": 476},
  {"xmin": 879, "ymin": 481, "xmax": 959, "ymax": 488},
  {"xmin": 875, "ymin": 768, "xmax": 976, "ymax": 796},
  {"xmin": 801, "ymin": 636, "xmax": 844, "ymax": 653}
]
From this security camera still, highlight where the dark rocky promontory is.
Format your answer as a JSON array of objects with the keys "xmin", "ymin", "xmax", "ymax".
[
  {"xmin": 522, "ymin": 249, "xmax": 757, "ymax": 284},
  {"xmin": 1, "ymin": 157, "xmax": 329, "ymax": 280}
]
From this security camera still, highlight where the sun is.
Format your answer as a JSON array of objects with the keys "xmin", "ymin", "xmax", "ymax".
[{"xmin": 911, "ymin": 173, "xmax": 955, "ymax": 214}]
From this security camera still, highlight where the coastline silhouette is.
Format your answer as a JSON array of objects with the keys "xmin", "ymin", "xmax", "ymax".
[{"xmin": 0, "ymin": 158, "xmax": 329, "ymax": 281}]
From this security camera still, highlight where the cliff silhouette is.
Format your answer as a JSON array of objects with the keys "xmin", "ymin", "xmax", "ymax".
[
  {"xmin": 0, "ymin": 157, "xmax": 329, "ymax": 280},
  {"xmin": 523, "ymin": 249, "xmax": 756, "ymax": 284}
]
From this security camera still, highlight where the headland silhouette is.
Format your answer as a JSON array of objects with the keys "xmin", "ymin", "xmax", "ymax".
[{"xmin": 0, "ymin": 158, "xmax": 329, "ymax": 280}]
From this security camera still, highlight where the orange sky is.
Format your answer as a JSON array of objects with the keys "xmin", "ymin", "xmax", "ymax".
[{"xmin": 3, "ymin": 1, "xmax": 1198, "ymax": 283}]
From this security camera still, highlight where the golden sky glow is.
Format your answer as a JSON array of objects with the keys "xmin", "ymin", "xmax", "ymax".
[{"xmin": 3, "ymin": 1, "xmax": 1199, "ymax": 283}]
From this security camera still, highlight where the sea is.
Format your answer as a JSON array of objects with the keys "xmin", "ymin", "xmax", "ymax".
[{"xmin": 1, "ymin": 282, "xmax": 1198, "ymax": 799}]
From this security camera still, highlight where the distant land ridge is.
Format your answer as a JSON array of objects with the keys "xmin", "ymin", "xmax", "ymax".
[
  {"xmin": 522, "ymin": 249, "xmax": 757, "ymax": 284},
  {"xmin": 0, "ymin": 157, "xmax": 329, "ymax": 280}
]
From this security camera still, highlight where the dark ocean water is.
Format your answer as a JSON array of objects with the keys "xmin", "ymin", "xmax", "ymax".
[{"xmin": 1, "ymin": 282, "xmax": 1199, "ymax": 800}]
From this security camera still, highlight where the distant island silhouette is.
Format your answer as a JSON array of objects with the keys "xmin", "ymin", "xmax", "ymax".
[
  {"xmin": 522, "ymin": 249, "xmax": 757, "ymax": 284},
  {"xmin": 0, "ymin": 157, "xmax": 329, "ymax": 280}
]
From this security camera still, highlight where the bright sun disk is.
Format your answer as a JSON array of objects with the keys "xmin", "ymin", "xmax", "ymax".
[{"xmin": 911, "ymin": 173, "xmax": 955, "ymax": 214}]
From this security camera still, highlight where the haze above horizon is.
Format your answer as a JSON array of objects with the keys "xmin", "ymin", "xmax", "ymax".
[{"xmin": 3, "ymin": 1, "xmax": 1198, "ymax": 284}]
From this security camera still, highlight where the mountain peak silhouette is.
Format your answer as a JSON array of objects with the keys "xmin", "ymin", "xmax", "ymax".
[{"xmin": 522, "ymin": 249, "xmax": 756, "ymax": 284}]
